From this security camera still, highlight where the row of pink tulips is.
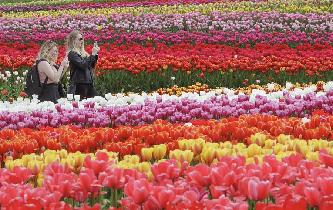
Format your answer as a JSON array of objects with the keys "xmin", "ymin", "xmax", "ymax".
[
  {"xmin": 2, "ymin": 151, "xmax": 333, "ymax": 209},
  {"xmin": 1, "ymin": 30, "xmax": 332, "ymax": 45}
]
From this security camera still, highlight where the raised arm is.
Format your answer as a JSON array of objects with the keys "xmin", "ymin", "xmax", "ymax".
[
  {"xmin": 38, "ymin": 61, "xmax": 62, "ymax": 83},
  {"xmin": 89, "ymin": 55, "xmax": 98, "ymax": 68},
  {"xmin": 68, "ymin": 51, "xmax": 91, "ymax": 71}
]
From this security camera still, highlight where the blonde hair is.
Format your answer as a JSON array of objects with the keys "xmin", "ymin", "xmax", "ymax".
[
  {"xmin": 36, "ymin": 41, "xmax": 58, "ymax": 63},
  {"xmin": 66, "ymin": 30, "xmax": 89, "ymax": 57}
]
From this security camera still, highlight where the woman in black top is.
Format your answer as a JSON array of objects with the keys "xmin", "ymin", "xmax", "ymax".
[{"xmin": 66, "ymin": 30, "xmax": 100, "ymax": 99}]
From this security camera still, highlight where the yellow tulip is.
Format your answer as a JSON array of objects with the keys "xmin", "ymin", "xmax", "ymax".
[
  {"xmin": 13, "ymin": 159, "xmax": 24, "ymax": 167},
  {"xmin": 141, "ymin": 148, "xmax": 154, "ymax": 161},
  {"xmin": 250, "ymin": 133, "xmax": 267, "ymax": 146},
  {"xmin": 296, "ymin": 144, "xmax": 309, "ymax": 156},
  {"xmin": 21, "ymin": 154, "xmax": 34, "ymax": 167},
  {"xmin": 273, "ymin": 143, "xmax": 287, "ymax": 154},
  {"xmin": 117, "ymin": 161, "xmax": 135, "ymax": 169},
  {"xmin": 123, "ymin": 155, "xmax": 140, "ymax": 164},
  {"xmin": 204, "ymin": 142, "xmax": 219, "ymax": 149},
  {"xmin": 27, "ymin": 160, "xmax": 44, "ymax": 174},
  {"xmin": 146, "ymin": 171, "xmax": 154, "ymax": 182},
  {"xmin": 5, "ymin": 160, "xmax": 15, "ymax": 170},
  {"xmin": 153, "ymin": 144, "xmax": 167, "ymax": 160},
  {"xmin": 246, "ymin": 157, "xmax": 255, "ymax": 165},
  {"xmin": 285, "ymin": 140, "xmax": 296, "ymax": 151},
  {"xmin": 37, "ymin": 174, "xmax": 44, "ymax": 187},
  {"xmin": 200, "ymin": 147, "xmax": 216, "ymax": 165},
  {"xmin": 192, "ymin": 138, "xmax": 205, "ymax": 155},
  {"xmin": 264, "ymin": 139, "xmax": 276, "ymax": 149},
  {"xmin": 234, "ymin": 143, "xmax": 246, "ymax": 151},
  {"xmin": 235, "ymin": 148, "xmax": 248, "ymax": 157},
  {"xmin": 169, "ymin": 149, "xmax": 181, "ymax": 160},
  {"xmin": 277, "ymin": 134, "xmax": 292, "ymax": 144},
  {"xmin": 216, "ymin": 148, "xmax": 231, "ymax": 159},
  {"xmin": 247, "ymin": 144, "xmax": 262, "ymax": 158},
  {"xmin": 59, "ymin": 149, "xmax": 68, "ymax": 159},
  {"xmin": 262, "ymin": 149, "xmax": 273, "ymax": 155},
  {"xmin": 220, "ymin": 141, "xmax": 233, "ymax": 149},
  {"xmin": 178, "ymin": 139, "xmax": 192, "ymax": 150},
  {"xmin": 62, "ymin": 157, "xmax": 76, "ymax": 169},
  {"xmin": 183, "ymin": 150, "xmax": 194, "ymax": 163},
  {"xmin": 328, "ymin": 148, "xmax": 333, "ymax": 157},
  {"xmin": 44, "ymin": 154, "xmax": 59, "ymax": 165},
  {"xmin": 107, "ymin": 151, "xmax": 118, "ymax": 160},
  {"xmin": 73, "ymin": 152, "xmax": 85, "ymax": 168},
  {"xmin": 136, "ymin": 162, "xmax": 151, "ymax": 173},
  {"xmin": 306, "ymin": 151, "xmax": 319, "ymax": 161}
]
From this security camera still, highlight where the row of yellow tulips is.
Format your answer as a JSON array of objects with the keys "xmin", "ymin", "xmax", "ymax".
[
  {"xmin": 3, "ymin": 1, "xmax": 331, "ymax": 18},
  {"xmin": 0, "ymin": 0, "xmax": 106, "ymax": 6},
  {"xmin": 5, "ymin": 133, "xmax": 333, "ymax": 186}
]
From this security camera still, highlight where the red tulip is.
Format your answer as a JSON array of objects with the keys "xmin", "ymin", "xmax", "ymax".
[
  {"xmin": 320, "ymin": 195, "xmax": 333, "ymax": 210},
  {"xmin": 256, "ymin": 202, "xmax": 284, "ymax": 210},
  {"xmin": 304, "ymin": 186, "xmax": 321, "ymax": 207},
  {"xmin": 76, "ymin": 204, "xmax": 101, "ymax": 210},
  {"xmin": 45, "ymin": 201, "xmax": 71, "ymax": 210},
  {"xmin": 282, "ymin": 195, "xmax": 307, "ymax": 210}
]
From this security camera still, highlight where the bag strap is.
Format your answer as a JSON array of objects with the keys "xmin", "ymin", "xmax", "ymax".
[{"xmin": 36, "ymin": 59, "xmax": 48, "ymax": 85}]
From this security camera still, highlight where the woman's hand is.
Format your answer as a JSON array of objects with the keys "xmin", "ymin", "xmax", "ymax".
[
  {"xmin": 92, "ymin": 42, "xmax": 100, "ymax": 55},
  {"xmin": 61, "ymin": 57, "xmax": 70, "ymax": 69}
]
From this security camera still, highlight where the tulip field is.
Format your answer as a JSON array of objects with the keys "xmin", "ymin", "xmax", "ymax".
[{"xmin": 1, "ymin": 0, "xmax": 333, "ymax": 209}]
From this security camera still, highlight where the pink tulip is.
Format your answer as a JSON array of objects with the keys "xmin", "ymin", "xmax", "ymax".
[
  {"xmin": 43, "ymin": 173, "xmax": 77, "ymax": 198},
  {"xmin": 98, "ymin": 167, "xmax": 126, "ymax": 189},
  {"xmin": 151, "ymin": 159, "xmax": 181, "ymax": 182},
  {"xmin": 186, "ymin": 164, "xmax": 211, "ymax": 188},
  {"xmin": 317, "ymin": 177, "xmax": 333, "ymax": 196},
  {"xmin": 319, "ymin": 151, "xmax": 333, "ymax": 167},
  {"xmin": 44, "ymin": 162, "xmax": 72, "ymax": 176},
  {"xmin": 150, "ymin": 186, "xmax": 176, "ymax": 208},
  {"xmin": 211, "ymin": 163, "xmax": 236, "ymax": 186},
  {"xmin": 78, "ymin": 168, "xmax": 101, "ymax": 199},
  {"xmin": 1, "ymin": 167, "xmax": 33, "ymax": 184},
  {"xmin": 124, "ymin": 178, "xmax": 151, "ymax": 205},
  {"xmin": 243, "ymin": 177, "xmax": 271, "ymax": 201},
  {"xmin": 83, "ymin": 155, "xmax": 109, "ymax": 176}
]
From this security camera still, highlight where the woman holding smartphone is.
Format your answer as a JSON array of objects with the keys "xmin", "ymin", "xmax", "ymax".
[{"xmin": 66, "ymin": 30, "xmax": 100, "ymax": 99}]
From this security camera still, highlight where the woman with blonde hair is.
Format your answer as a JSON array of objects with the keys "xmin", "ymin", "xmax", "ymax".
[
  {"xmin": 35, "ymin": 40, "xmax": 69, "ymax": 103},
  {"xmin": 66, "ymin": 30, "xmax": 99, "ymax": 99}
]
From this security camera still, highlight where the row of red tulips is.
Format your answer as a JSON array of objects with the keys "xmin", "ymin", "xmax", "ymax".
[
  {"xmin": 1, "ymin": 112, "xmax": 332, "ymax": 158},
  {"xmin": 2, "ymin": 152, "xmax": 333, "ymax": 209},
  {"xmin": 1, "ymin": 42, "xmax": 333, "ymax": 75}
]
